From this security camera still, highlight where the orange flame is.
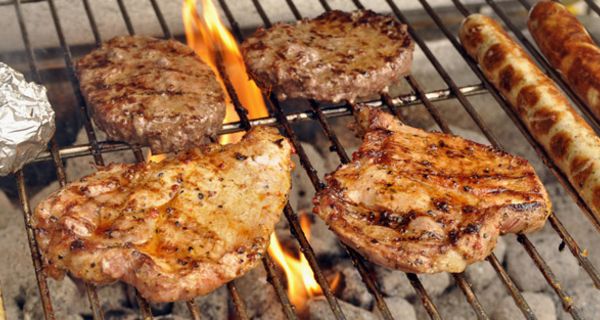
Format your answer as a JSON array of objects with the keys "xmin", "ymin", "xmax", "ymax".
[
  {"xmin": 269, "ymin": 214, "xmax": 340, "ymax": 312},
  {"xmin": 182, "ymin": 0, "xmax": 268, "ymax": 144}
]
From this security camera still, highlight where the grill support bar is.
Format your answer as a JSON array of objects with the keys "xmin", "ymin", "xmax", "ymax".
[
  {"xmin": 6, "ymin": 0, "xmax": 600, "ymax": 319},
  {"xmin": 420, "ymin": 0, "xmax": 600, "ymax": 291}
]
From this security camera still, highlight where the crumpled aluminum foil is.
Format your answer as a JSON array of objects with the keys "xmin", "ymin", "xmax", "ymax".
[{"xmin": 0, "ymin": 62, "xmax": 55, "ymax": 176}]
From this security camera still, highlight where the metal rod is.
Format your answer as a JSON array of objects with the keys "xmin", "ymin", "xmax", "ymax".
[
  {"xmin": 227, "ymin": 282, "xmax": 249, "ymax": 320},
  {"xmin": 45, "ymin": 0, "xmax": 104, "ymax": 165},
  {"xmin": 427, "ymin": 0, "xmax": 600, "ymax": 314},
  {"xmin": 251, "ymin": 0, "xmax": 272, "ymax": 28},
  {"xmin": 25, "ymin": 83, "xmax": 487, "ymax": 163},
  {"xmin": 81, "ymin": 0, "xmax": 101, "ymax": 46},
  {"xmin": 263, "ymin": 253, "xmax": 300, "ymax": 320},
  {"xmin": 388, "ymin": 0, "xmax": 597, "ymax": 312},
  {"xmin": 423, "ymin": 0, "xmax": 600, "ymax": 238},
  {"xmin": 115, "ymin": 0, "xmax": 135, "ymax": 35},
  {"xmin": 15, "ymin": 170, "xmax": 55, "ymax": 320},
  {"xmin": 486, "ymin": 254, "xmax": 537, "ymax": 320},
  {"xmin": 149, "ymin": 0, "xmax": 171, "ymax": 38},
  {"xmin": 13, "ymin": 0, "xmax": 103, "ymax": 318},
  {"xmin": 386, "ymin": 0, "xmax": 501, "ymax": 145},
  {"xmin": 351, "ymin": 0, "xmax": 492, "ymax": 317},
  {"xmin": 452, "ymin": 273, "xmax": 489, "ymax": 320},
  {"xmin": 135, "ymin": 290, "xmax": 153, "ymax": 320},
  {"xmin": 270, "ymin": 97, "xmax": 347, "ymax": 320},
  {"xmin": 406, "ymin": 273, "xmax": 442, "ymax": 320},
  {"xmin": 45, "ymin": 0, "xmax": 157, "ymax": 317},
  {"xmin": 208, "ymin": 4, "xmax": 307, "ymax": 316},
  {"xmin": 216, "ymin": 0, "xmax": 244, "ymax": 42},
  {"xmin": 185, "ymin": 300, "xmax": 202, "ymax": 320},
  {"xmin": 516, "ymin": 235, "xmax": 584, "ymax": 319},
  {"xmin": 584, "ymin": 0, "xmax": 600, "ymax": 17},
  {"xmin": 84, "ymin": 284, "xmax": 104, "ymax": 320}
]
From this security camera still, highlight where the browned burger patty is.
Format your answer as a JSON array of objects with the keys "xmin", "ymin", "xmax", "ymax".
[
  {"xmin": 76, "ymin": 36, "xmax": 226, "ymax": 153},
  {"xmin": 241, "ymin": 10, "xmax": 414, "ymax": 103}
]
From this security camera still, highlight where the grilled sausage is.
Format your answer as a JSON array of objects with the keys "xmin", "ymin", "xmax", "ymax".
[
  {"xmin": 529, "ymin": 1, "xmax": 600, "ymax": 121},
  {"xmin": 459, "ymin": 14, "xmax": 600, "ymax": 219}
]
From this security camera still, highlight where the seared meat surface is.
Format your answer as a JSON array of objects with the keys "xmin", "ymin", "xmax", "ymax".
[
  {"xmin": 33, "ymin": 127, "xmax": 293, "ymax": 302},
  {"xmin": 313, "ymin": 108, "xmax": 550, "ymax": 273},
  {"xmin": 241, "ymin": 10, "xmax": 414, "ymax": 103},
  {"xmin": 77, "ymin": 36, "xmax": 226, "ymax": 153}
]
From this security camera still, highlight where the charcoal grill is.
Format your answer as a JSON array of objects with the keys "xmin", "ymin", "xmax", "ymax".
[{"xmin": 3, "ymin": 0, "xmax": 600, "ymax": 319}]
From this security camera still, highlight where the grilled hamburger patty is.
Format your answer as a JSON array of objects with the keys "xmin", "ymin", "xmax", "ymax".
[
  {"xmin": 313, "ymin": 108, "xmax": 551, "ymax": 273},
  {"xmin": 241, "ymin": 10, "xmax": 414, "ymax": 103},
  {"xmin": 76, "ymin": 36, "xmax": 226, "ymax": 153},
  {"xmin": 33, "ymin": 127, "xmax": 293, "ymax": 302}
]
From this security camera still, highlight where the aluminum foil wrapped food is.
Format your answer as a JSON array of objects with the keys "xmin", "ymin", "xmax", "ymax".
[{"xmin": 0, "ymin": 62, "xmax": 55, "ymax": 175}]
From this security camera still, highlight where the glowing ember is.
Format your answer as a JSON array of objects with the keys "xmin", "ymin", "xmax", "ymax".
[{"xmin": 182, "ymin": 0, "xmax": 268, "ymax": 144}]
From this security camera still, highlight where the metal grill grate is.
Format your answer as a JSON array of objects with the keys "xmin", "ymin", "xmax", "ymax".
[{"xmin": 4, "ymin": 0, "xmax": 600, "ymax": 319}]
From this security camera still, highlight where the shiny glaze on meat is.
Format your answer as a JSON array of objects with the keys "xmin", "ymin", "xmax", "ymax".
[
  {"xmin": 460, "ymin": 14, "xmax": 600, "ymax": 220},
  {"xmin": 76, "ymin": 36, "xmax": 226, "ymax": 153},
  {"xmin": 241, "ymin": 10, "xmax": 414, "ymax": 103},
  {"xmin": 313, "ymin": 108, "xmax": 550, "ymax": 273},
  {"xmin": 33, "ymin": 127, "xmax": 293, "ymax": 302},
  {"xmin": 529, "ymin": 1, "xmax": 600, "ymax": 121}
]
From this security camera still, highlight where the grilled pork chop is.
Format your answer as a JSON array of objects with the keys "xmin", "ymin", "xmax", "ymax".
[
  {"xmin": 33, "ymin": 127, "xmax": 293, "ymax": 302},
  {"xmin": 76, "ymin": 36, "xmax": 226, "ymax": 153},
  {"xmin": 313, "ymin": 108, "xmax": 551, "ymax": 273},
  {"xmin": 241, "ymin": 10, "xmax": 414, "ymax": 103}
]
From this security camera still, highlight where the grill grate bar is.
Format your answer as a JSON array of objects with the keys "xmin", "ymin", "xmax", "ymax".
[
  {"xmin": 350, "ymin": 0, "xmax": 496, "ymax": 317},
  {"xmin": 26, "ymin": 83, "xmax": 488, "ymax": 164},
  {"xmin": 184, "ymin": 300, "xmax": 202, "ymax": 320},
  {"xmin": 516, "ymin": 235, "xmax": 584, "ymax": 319},
  {"xmin": 485, "ymin": 0, "xmax": 600, "ymax": 132},
  {"xmin": 262, "ymin": 253, "xmax": 300, "ymax": 320},
  {"xmin": 81, "ymin": 0, "xmax": 101, "ymax": 46},
  {"xmin": 269, "ymin": 94, "xmax": 347, "ymax": 319},
  {"xmin": 284, "ymin": 1, "xmax": 444, "ymax": 317},
  {"xmin": 420, "ymin": 0, "xmax": 600, "ymax": 284},
  {"xmin": 115, "ymin": 0, "xmax": 135, "ymax": 35},
  {"xmin": 45, "ymin": 0, "xmax": 104, "ymax": 166},
  {"xmin": 44, "ymin": 0, "xmax": 156, "ymax": 317},
  {"xmin": 212, "ymin": 38, "xmax": 295, "ymax": 320},
  {"xmin": 388, "ymin": 0, "xmax": 600, "ymax": 317},
  {"xmin": 452, "ymin": 273, "xmax": 489, "ymax": 320},
  {"xmin": 216, "ymin": 0, "xmax": 244, "ymax": 42},
  {"xmin": 12, "ymin": 0, "xmax": 97, "ymax": 318},
  {"xmin": 248, "ymin": 1, "xmax": 400, "ymax": 318},
  {"xmin": 15, "ymin": 171, "xmax": 56, "ymax": 320},
  {"xmin": 226, "ymin": 282, "xmax": 250, "ymax": 320},
  {"xmin": 441, "ymin": 1, "xmax": 597, "ymax": 316},
  {"xmin": 148, "ymin": 0, "xmax": 172, "ymax": 39},
  {"xmin": 584, "ymin": 0, "xmax": 600, "ymax": 18},
  {"xmin": 486, "ymin": 254, "xmax": 537, "ymax": 320},
  {"xmin": 406, "ymin": 273, "xmax": 443, "ymax": 320},
  {"xmin": 8, "ymin": 0, "xmax": 600, "ymax": 319},
  {"xmin": 141, "ymin": 0, "xmax": 258, "ymax": 320}
]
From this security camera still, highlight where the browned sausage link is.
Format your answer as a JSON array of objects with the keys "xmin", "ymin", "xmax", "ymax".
[
  {"xmin": 529, "ymin": 0, "xmax": 600, "ymax": 121},
  {"xmin": 459, "ymin": 14, "xmax": 600, "ymax": 219}
]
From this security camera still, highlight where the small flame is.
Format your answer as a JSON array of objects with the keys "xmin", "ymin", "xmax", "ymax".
[
  {"xmin": 147, "ymin": 150, "xmax": 167, "ymax": 163},
  {"xmin": 269, "ymin": 214, "xmax": 340, "ymax": 313},
  {"xmin": 182, "ymin": 0, "xmax": 268, "ymax": 144}
]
